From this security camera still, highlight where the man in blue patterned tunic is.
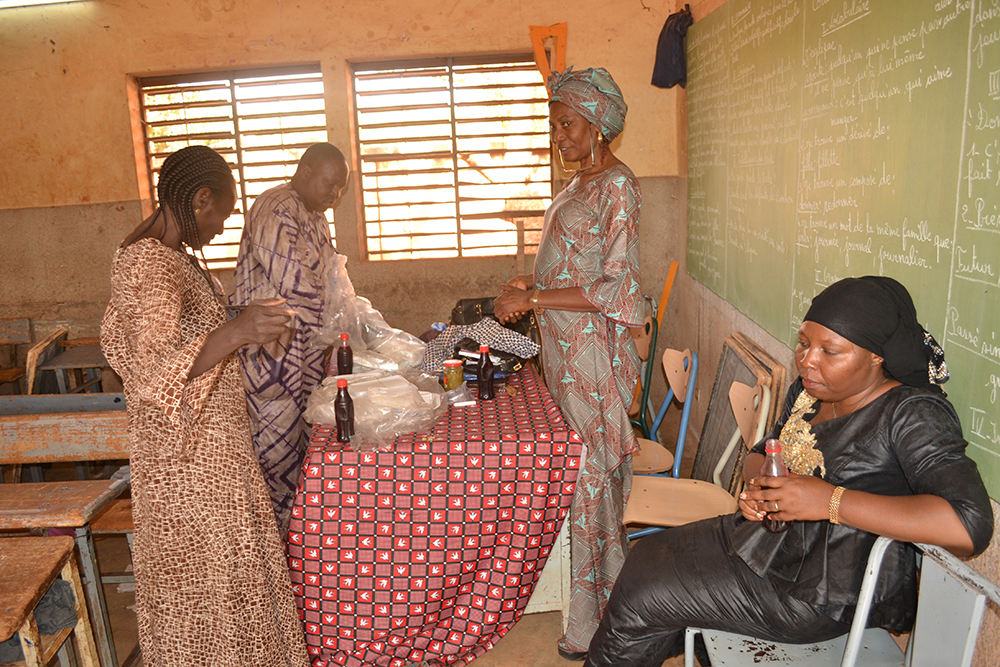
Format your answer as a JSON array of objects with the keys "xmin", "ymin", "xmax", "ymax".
[{"xmin": 231, "ymin": 143, "xmax": 350, "ymax": 532}]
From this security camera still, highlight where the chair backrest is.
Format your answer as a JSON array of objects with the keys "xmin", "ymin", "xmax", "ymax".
[
  {"xmin": 704, "ymin": 380, "xmax": 770, "ymax": 490},
  {"xmin": 646, "ymin": 348, "xmax": 697, "ymax": 478},
  {"xmin": 908, "ymin": 543, "xmax": 1000, "ymax": 667},
  {"xmin": 840, "ymin": 537, "xmax": 1000, "ymax": 667},
  {"xmin": 26, "ymin": 327, "xmax": 67, "ymax": 394},
  {"xmin": 629, "ymin": 306, "xmax": 659, "ymax": 439}
]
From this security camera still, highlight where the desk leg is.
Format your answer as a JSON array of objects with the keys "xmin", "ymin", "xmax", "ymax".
[
  {"xmin": 75, "ymin": 526, "xmax": 119, "ymax": 667},
  {"xmin": 55, "ymin": 369, "xmax": 69, "ymax": 395}
]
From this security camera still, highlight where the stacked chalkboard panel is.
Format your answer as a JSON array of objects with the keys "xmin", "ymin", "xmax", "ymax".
[{"xmin": 687, "ymin": 0, "xmax": 1000, "ymax": 496}]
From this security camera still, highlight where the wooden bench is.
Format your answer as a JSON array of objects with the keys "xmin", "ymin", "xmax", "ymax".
[
  {"xmin": 0, "ymin": 393, "xmax": 133, "ymax": 667},
  {"xmin": 0, "ymin": 536, "xmax": 100, "ymax": 667}
]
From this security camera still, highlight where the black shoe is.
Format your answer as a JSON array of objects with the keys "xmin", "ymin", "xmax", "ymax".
[{"xmin": 557, "ymin": 646, "xmax": 588, "ymax": 661}]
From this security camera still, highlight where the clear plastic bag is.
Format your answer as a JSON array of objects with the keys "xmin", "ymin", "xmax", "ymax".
[
  {"xmin": 304, "ymin": 370, "xmax": 446, "ymax": 451},
  {"xmin": 311, "ymin": 256, "xmax": 425, "ymax": 369}
]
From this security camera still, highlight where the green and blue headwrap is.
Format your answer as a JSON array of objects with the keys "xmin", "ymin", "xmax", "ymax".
[{"xmin": 547, "ymin": 66, "xmax": 628, "ymax": 141}]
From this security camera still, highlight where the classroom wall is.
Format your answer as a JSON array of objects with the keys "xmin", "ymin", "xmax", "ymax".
[{"xmin": 0, "ymin": 0, "xmax": 684, "ymax": 351}]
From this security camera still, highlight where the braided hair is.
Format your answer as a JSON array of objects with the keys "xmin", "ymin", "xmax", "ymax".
[{"xmin": 157, "ymin": 145, "xmax": 235, "ymax": 250}]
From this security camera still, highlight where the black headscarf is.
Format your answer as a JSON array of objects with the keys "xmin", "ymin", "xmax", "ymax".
[{"xmin": 803, "ymin": 276, "xmax": 948, "ymax": 391}]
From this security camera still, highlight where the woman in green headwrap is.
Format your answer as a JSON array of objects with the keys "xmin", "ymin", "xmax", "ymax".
[{"xmin": 494, "ymin": 66, "xmax": 643, "ymax": 660}]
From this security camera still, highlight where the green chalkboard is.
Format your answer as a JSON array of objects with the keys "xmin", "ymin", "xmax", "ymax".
[{"xmin": 687, "ymin": 0, "xmax": 1000, "ymax": 498}]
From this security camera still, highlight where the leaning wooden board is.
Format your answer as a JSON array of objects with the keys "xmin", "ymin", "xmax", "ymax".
[{"xmin": 0, "ymin": 394, "xmax": 129, "ymax": 463}]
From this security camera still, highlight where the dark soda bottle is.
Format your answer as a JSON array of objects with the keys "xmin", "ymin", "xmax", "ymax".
[
  {"xmin": 335, "ymin": 378, "xmax": 354, "ymax": 442},
  {"xmin": 337, "ymin": 332, "xmax": 353, "ymax": 376},
  {"xmin": 761, "ymin": 438, "xmax": 790, "ymax": 534},
  {"xmin": 476, "ymin": 344, "xmax": 495, "ymax": 401}
]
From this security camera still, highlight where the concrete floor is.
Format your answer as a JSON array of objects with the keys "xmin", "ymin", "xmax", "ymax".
[{"xmin": 94, "ymin": 530, "xmax": 686, "ymax": 667}]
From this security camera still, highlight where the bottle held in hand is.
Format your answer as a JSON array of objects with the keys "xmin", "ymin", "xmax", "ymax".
[
  {"xmin": 476, "ymin": 345, "xmax": 495, "ymax": 401},
  {"xmin": 337, "ymin": 332, "xmax": 353, "ymax": 376},
  {"xmin": 761, "ymin": 438, "xmax": 791, "ymax": 534},
  {"xmin": 335, "ymin": 378, "xmax": 354, "ymax": 443}
]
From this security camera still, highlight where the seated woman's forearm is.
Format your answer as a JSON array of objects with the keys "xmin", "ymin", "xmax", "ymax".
[{"xmin": 836, "ymin": 489, "xmax": 975, "ymax": 556}]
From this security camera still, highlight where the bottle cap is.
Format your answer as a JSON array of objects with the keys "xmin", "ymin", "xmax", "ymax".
[
  {"xmin": 479, "ymin": 344, "xmax": 489, "ymax": 353},
  {"xmin": 443, "ymin": 359, "xmax": 463, "ymax": 367},
  {"xmin": 764, "ymin": 438, "xmax": 782, "ymax": 453},
  {"xmin": 340, "ymin": 333, "xmax": 349, "ymax": 341},
  {"xmin": 337, "ymin": 378, "xmax": 348, "ymax": 388}
]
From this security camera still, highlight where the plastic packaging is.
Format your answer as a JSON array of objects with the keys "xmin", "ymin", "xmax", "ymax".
[
  {"xmin": 477, "ymin": 344, "xmax": 495, "ymax": 401},
  {"xmin": 305, "ymin": 370, "xmax": 446, "ymax": 451},
  {"xmin": 337, "ymin": 333, "xmax": 353, "ymax": 376},
  {"xmin": 334, "ymin": 378, "xmax": 354, "ymax": 442},
  {"xmin": 311, "ymin": 255, "xmax": 426, "ymax": 370},
  {"xmin": 760, "ymin": 438, "xmax": 791, "ymax": 534}
]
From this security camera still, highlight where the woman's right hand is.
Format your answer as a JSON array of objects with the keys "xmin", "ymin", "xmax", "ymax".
[
  {"xmin": 505, "ymin": 274, "xmax": 533, "ymax": 291},
  {"xmin": 738, "ymin": 479, "xmax": 766, "ymax": 522},
  {"xmin": 232, "ymin": 298, "xmax": 297, "ymax": 347}
]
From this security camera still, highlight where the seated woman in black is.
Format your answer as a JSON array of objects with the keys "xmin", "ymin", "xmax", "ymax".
[{"xmin": 585, "ymin": 276, "xmax": 994, "ymax": 667}]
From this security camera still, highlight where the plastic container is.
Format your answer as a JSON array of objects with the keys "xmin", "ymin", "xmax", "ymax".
[
  {"xmin": 335, "ymin": 378, "xmax": 354, "ymax": 443},
  {"xmin": 337, "ymin": 333, "xmax": 353, "ymax": 376},
  {"xmin": 761, "ymin": 438, "xmax": 790, "ymax": 534},
  {"xmin": 476, "ymin": 345, "xmax": 495, "ymax": 401}
]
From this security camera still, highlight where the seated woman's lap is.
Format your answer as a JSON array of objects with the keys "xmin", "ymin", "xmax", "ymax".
[{"xmin": 585, "ymin": 516, "xmax": 851, "ymax": 667}]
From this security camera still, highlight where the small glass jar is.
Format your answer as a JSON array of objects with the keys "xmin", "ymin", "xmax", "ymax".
[{"xmin": 443, "ymin": 359, "xmax": 465, "ymax": 391}]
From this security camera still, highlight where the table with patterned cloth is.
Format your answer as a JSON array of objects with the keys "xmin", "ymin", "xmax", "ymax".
[{"xmin": 286, "ymin": 366, "xmax": 583, "ymax": 667}]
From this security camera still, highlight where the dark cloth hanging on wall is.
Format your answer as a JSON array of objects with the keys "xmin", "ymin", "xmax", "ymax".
[{"xmin": 651, "ymin": 4, "xmax": 694, "ymax": 89}]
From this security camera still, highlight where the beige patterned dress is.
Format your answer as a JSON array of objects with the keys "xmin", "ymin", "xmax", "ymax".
[{"xmin": 101, "ymin": 238, "xmax": 310, "ymax": 667}]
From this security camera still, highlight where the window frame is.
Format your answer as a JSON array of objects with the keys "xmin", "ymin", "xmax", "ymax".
[
  {"xmin": 135, "ymin": 64, "xmax": 329, "ymax": 269},
  {"xmin": 351, "ymin": 53, "xmax": 553, "ymax": 262}
]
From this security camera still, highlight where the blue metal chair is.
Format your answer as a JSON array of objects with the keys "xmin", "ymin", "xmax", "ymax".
[
  {"xmin": 631, "ymin": 348, "xmax": 697, "ymax": 479},
  {"xmin": 625, "ymin": 376, "xmax": 769, "ymax": 541}
]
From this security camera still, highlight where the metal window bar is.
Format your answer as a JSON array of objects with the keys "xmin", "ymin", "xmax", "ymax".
[
  {"xmin": 138, "ymin": 65, "xmax": 328, "ymax": 269},
  {"xmin": 353, "ymin": 55, "xmax": 552, "ymax": 261}
]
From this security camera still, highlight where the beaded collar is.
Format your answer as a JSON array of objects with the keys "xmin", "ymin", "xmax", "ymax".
[{"xmin": 779, "ymin": 389, "xmax": 826, "ymax": 477}]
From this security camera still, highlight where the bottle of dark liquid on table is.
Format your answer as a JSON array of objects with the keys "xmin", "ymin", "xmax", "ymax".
[
  {"xmin": 476, "ymin": 344, "xmax": 495, "ymax": 401},
  {"xmin": 760, "ymin": 438, "xmax": 790, "ymax": 534},
  {"xmin": 335, "ymin": 378, "xmax": 354, "ymax": 442},
  {"xmin": 337, "ymin": 332, "xmax": 353, "ymax": 376}
]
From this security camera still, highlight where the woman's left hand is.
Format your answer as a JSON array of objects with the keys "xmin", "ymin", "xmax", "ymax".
[
  {"xmin": 740, "ymin": 473, "xmax": 836, "ymax": 522},
  {"xmin": 494, "ymin": 285, "xmax": 532, "ymax": 324}
]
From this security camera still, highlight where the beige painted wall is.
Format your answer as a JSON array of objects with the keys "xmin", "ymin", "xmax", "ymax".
[
  {"xmin": 0, "ymin": 0, "xmax": 682, "ymax": 210},
  {"xmin": 0, "ymin": 0, "xmax": 685, "ymax": 344}
]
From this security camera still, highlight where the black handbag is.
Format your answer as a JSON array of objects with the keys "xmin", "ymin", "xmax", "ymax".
[{"xmin": 450, "ymin": 298, "xmax": 495, "ymax": 325}]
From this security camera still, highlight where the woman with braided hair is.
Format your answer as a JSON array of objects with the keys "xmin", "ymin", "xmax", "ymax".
[{"xmin": 101, "ymin": 145, "xmax": 310, "ymax": 667}]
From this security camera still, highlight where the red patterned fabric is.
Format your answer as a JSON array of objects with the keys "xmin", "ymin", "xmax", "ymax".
[{"xmin": 287, "ymin": 367, "xmax": 582, "ymax": 667}]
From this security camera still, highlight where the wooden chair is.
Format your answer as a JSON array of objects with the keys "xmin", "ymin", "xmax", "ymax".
[
  {"xmin": 624, "ymin": 378, "xmax": 769, "ymax": 538},
  {"xmin": 632, "ymin": 348, "xmax": 698, "ymax": 478},
  {"xmin": 0, "ymin": 319, "xmax": 31, "ymax": 394},
  {"xmin": 0, "ymin": 536, "xmax": 100, "ymax": 667},
  {"xmin": 685, "ymin": 537, "xmax": 1000, "ymax": 667}
]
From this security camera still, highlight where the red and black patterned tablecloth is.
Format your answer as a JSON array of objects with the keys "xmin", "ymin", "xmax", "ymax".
[{"xmin": 287, "ymin": 366, "xmax": 583, "ymax": 667}]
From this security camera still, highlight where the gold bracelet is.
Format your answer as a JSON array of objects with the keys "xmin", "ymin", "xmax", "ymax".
[
  {"xmin": 829, "ymin": 485, "xmax": 846, "ymax": 525},
  {"xmin": 531, "ymin": 289, "xmax": 543, "ymax": 313}
]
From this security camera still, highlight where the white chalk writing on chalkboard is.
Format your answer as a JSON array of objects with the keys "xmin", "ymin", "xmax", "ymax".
[{"xmin": 687, "ymin": 0, "xmax": 1000, "ymax": 495}]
